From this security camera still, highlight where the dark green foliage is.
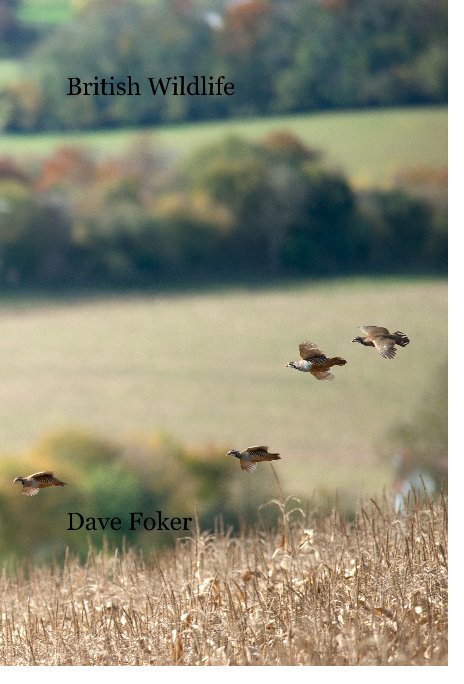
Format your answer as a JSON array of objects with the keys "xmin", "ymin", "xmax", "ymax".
[
  {"xmin": 0, "ymin": 0, "xmax": 40, "ymax": 57},
  {"xmin": 2, "ymin": 0, "xmax": 447, "ymax": 131},
  {"xmin": 357, "ymin": 189, "xmax": 448, "ymax": 273},
  {"xmin": 186, "ymin": 134, "xmax": 359, "ymax": 275},
  {"xmin": 0, "ymin": 176, "xmax": 72, "ymax": 285},
  {"xmin": 0, "ymin": 129, "xmax": 447, "ymax": 287},
  {"xmin": 277, "ymin": 0, "xmax": 447, "ymax": 113},
  {"xmin": 282, "ymin": 166, "xmax": 359, "ymax": 274}
]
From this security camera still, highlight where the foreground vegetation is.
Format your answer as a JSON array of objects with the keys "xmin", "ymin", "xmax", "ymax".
[{"xmin": 0, "ymin": 493, "xmax": 447, "ymax": 665}]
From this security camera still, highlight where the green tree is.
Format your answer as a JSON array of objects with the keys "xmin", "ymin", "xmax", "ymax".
[
  {"xmin": 187, "ymin": 133, "xmax": 358, "ymax": 275},
  {"xmin": 276, "ymin": 0, "xmax": 447, "ymax": 112},
  {"xmin": 0, "ymin": 176, "xmax": 71, "ymax": 285}
]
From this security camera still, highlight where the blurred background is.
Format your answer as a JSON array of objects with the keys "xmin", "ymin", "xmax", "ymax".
[{"xmin": 0, "ymin": 0, "xmax": 447, "ymax": 561}]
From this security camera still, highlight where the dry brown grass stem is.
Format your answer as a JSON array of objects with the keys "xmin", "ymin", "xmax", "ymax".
[{"xmin": 0, "ymin": 492, "xmax": 447, "ymax": 665}]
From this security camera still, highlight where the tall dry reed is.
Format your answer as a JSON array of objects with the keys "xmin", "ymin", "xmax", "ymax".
[{"xmin": 0, "ymin": 491, "xmax": 447, "ymax": 665}]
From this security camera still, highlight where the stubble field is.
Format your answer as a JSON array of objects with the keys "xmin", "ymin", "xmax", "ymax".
[{"xmin": 0, "ymin": 492, "xmax": 447, "ymax": 666}]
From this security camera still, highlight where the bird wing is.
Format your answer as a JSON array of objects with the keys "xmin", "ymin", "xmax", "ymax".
[
  {"xmin": 246, "ymin": 446, "xmax": 270, "ymax": 455},
  {"xmin": 30, "ymin": 471, "xmax": 55, "ymax": 479},
  {"xmin": 372, "ymin": 337, "xmax": 397, "ymax": 359},
  {"xmin": 245, "ymin": 446, "xmax": 280, "ymax": 459},
  {"xmin": 299, "ymin": 341, "xmax": 327, "ymax": 361},
  {"xmin": 22, "ymin": 487, "xmax": 40, "ymax": 496},
  {"xmin": 30, "ymin": 472, "xmax": 60, "ymax": 485},
  {"xmin": 359, "ymin": 325, "xmax": 390, "ymax": 336},
  {"xmin": 240, "ymin": 461, "xmax": 257, "ymax": 473},
  {"xmin": 309, "ymin": 369, "xmax": 335, "ymax": 381}
]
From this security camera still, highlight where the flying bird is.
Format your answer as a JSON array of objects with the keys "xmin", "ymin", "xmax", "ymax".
[
  {"xmin": 351, "ymin": 326, "xmax": 410, "ymax": 359},
  {"xmin": 286, "ymin": 340, "xmax": 347, "ymax": 381},
  {"xmin": 226, "ymin": 446, "xmax": 281, "ymax": 473},
  {"xmin": 13, "ymin": 471, "xmax": 67, "ymax": 496}
]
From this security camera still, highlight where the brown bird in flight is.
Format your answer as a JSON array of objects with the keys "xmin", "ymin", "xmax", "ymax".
[
  {"xmin": 13, "ymin": 471, "xmax": 66, "ymax": 496},
  {"xmin": 226, "ymin": 446, "xmax": 281, "ymax": 473},
  {"xmin": 351, "ymin": 326, "xmax": 410, "ymax": 359},
  {"xmin": 286, "ymin": 340, "xmax": 347, "ymax": 381}
]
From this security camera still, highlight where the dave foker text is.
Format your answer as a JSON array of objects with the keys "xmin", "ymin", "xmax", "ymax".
[{"xmin": 67, "ymin": 511, "xmax": 193, "ymax": 531}]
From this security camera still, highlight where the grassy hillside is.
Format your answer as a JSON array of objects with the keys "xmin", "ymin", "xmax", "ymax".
[
  {"xmin": 0, "ymin": 106, "xmax": 447, "ymax": 188},
  {"xmin": 17, "ymin": 0, "xmax": 156, "ymax": 24},
  {"xmin": 0, "ymin": 494, "xmax": 447, "ymax": 665},
  {"xmin": 18, "ymin": 0, "xmax": 73, "ymax": 23},
  {"xmin": 0, "ymin": 277, "xmax": 446, "ymax": 495}
]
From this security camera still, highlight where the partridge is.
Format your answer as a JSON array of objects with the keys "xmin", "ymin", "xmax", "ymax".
[
  {"xmin": 286, "ymin": 341, "xmax": 347, "ymax": 381},
  {"xmin": 351, "ymin": 326, "xmax": 410, "ymax": 359},
  {"xmin": 226, "ymin": 446, "xmax": 281, "ymax": 473},
  {"xmin": 13, "ymin": 471, "xmax": 67, "ymax": 496}
]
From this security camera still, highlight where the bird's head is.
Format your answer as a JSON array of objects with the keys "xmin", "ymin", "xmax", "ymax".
[
  {"xmin": 226, "ymin": 449, "xmax": 240, "ymax": 459},
  {"xmin": 351, "ymin": 336, "xmax": 363, "ymax": 344},
  {"xmin": 285, "ymin": 361, "xmax": 297, "ymax": 368},
  {"xmin": 13, "ymin": 476, "xmax": 24, "ymax": 485}
]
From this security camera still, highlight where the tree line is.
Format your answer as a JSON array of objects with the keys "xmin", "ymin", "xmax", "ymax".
[
  {"xmin": 1, "ymin": 0, "xmax": 447, "ymax": 132},
  {"xmin": 0, "ymin": 131, "xmax": 447, "ymax": 288}
]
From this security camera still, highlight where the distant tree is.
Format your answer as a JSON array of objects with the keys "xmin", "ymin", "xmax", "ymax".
[
  {"xmin": 275, "ymin": 0, "xmax": 447, "ymax": 111},
  {"xmin": 0, "ymin": 0, "xmax": 42, "ymax": 56},
  {"xmin": 0, "ymin": 179, "xmax": 72, "ymax": 285},
  {"xmin": 186, "ymin": 132, "xmax": 358, "ymax": 275},
  {"xmin": 5, "ymin": 0, "xmax": 219, "ymax": 131},
  {"xmin": 2, "ymin": 0, "xmax": 447, "ymax": 130},
  {"xmin": 357, "ymin": 188, "xmax": 446, "ymax": 272},
  {"xmin": 0, "ymin": 131, "xmax": 446, "ymax": 287},
  {"xmin": 215, "ymin": 0, "xmax": 297, "ymax": 115},
  {"xmin": 0, "ymin": 0, "xmax": 20, "ymax": 40}
]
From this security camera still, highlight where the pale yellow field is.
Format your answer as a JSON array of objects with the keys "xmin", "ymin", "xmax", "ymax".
[{"xmin": 0, "ymin": 278, "xmax": 446, "ymax": 494}]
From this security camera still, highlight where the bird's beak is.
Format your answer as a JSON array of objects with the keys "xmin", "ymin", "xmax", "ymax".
[{"xmin": 13, "ymin": 477, "xmax": 20, "ymax": 483}]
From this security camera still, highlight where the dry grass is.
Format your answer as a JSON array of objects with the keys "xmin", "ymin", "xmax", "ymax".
[{"xmin": 0, "ymin": 492, "xmax": 447, "ymax": 666}]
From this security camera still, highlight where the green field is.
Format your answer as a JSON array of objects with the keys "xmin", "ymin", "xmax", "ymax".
[
  {"xmin": 17, "ymin": 0, "xmax": 157, "ymax": 24},
  {"xmin": 17, "ymin": 1, "xmax": 72, "ymax": 24},
  {"xmin": 1, "ymin": 106, "xmax": 447, "ymax": 188},
  {"xmin": 0, "ymin": 277, "xmax": 446, "ymax": 495}
]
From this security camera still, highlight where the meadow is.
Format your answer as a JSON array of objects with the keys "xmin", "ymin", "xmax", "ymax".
[
  {"xmin": 0, "ymin": 277, "xmax": 446, "ymax": 496},
  {"xmin": 0, "ymin": 106, "xmax": 447, "ymax": 188},
  {"xmin": 0, "ymin": 492, "xmax": 447, "ymax": 665},
  {"xmin": 17, "ymin": 0, "xmax": 75, "ymax": 24},
  {"xmin": 16, "ymin": 0, "xmax": 154, "ymax": 24}
]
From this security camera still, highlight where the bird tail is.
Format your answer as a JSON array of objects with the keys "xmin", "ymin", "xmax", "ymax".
[
  {"xmin": 54, "ymin": 480, "xmax": 66, "ymax": 487},
  {"xmin": 268, "ymin": 454, "xmax": 281, "ymax": 461},
  {"xmin": 329, "ymin": 357, "xmax": 347, "ymax": 366},
  {"xmin": 394, "ymin": 332, "xmax": 410, "ymax": 347}
]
